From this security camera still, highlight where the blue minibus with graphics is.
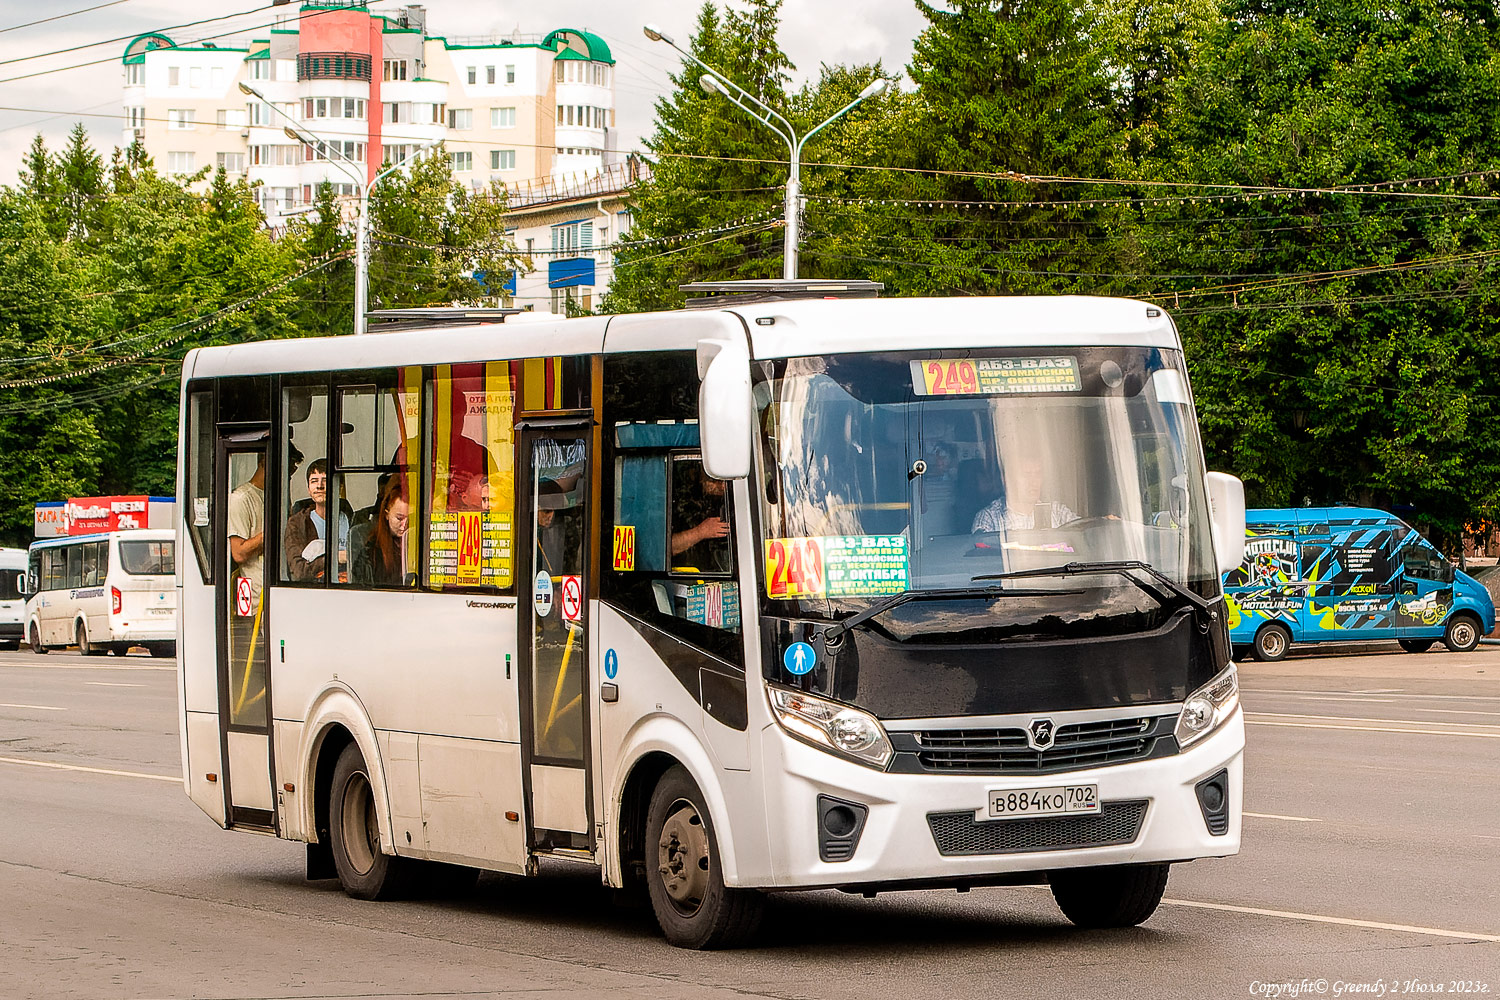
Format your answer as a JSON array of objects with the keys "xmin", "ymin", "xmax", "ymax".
[{"xmin": 1224, "ymin": 507, "xmax": 1493, "ymax": 660}]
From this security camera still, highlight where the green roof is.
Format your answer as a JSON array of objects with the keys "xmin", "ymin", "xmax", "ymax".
[
  {"xmin": 543, "ymin": 29, "xmax": 614, "ymax": 64},
  {"xmin": 122, "ymin": 32, "xmax": 174, "ymax": 64}
]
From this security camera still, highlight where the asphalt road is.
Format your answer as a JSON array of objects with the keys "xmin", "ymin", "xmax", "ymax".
[{"xmin": 1, "ymin": 642, "xmax": 1498, "ymax": 1000}]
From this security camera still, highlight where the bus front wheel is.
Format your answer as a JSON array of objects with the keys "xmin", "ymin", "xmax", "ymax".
[
  {"xmin": 644, "ymin": 765, "xmax": 763, "ymax": 949},
  {"xmin": 29, "ymin": 623, "xmax": 47, "ymax": 654},
  {"xmin": 329, "ymin": 743, "xmax": 411, "ymax": 901},
  {"xmin": 1253, "ymin": 623, "xmax": 1291, "ymax": 662},
  {"xmin": 1051, "ymin": 862, "xmax": 1170, "ymax": 928},
  {"xmin": 1444, "ymin": 615, "xmax": 1481, "ymax": 653}
]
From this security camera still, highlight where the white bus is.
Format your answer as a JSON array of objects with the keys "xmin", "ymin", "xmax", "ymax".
[
  {"xmin": 175, "ymin": 294, "xmax": 1247, "ymax": 948},
  {"xmin": 1, "ymin": 547, "xmax": 25, "ymax": 650},
  {"xmin": 25, "ymin": 530, "xmax": 177, "ymax": 657}
]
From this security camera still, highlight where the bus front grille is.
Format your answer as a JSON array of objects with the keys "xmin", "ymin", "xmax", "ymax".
[
  {"xmin": 912, "ymin": 716, "xmax": 1174, "ymax": 774},
  {"xmin": 927, "ymin": 800, "xmax": 1148, "ymax": 856}
]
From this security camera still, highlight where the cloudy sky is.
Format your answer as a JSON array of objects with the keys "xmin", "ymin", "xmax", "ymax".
[{"xmin": 0, "ymin": 0, "xmax": 931, "ymax": 183}]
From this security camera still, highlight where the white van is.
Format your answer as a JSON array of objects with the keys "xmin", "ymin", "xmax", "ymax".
[
  {"xmin": 0, "ymin": 547, "xmax": 25, "ymax": 650},
  {"xmin": 25, "ymin": 530, "xmax": 176, "ymax": 657}
]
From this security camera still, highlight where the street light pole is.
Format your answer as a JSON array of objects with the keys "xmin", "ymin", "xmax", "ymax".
[
  {"xmin": 644, "ymin": 24, "xmax": 887, "ymax": 279},
  {"xmin": 241, "ymin": 82, "xmax": 433, "ymax": 335}
]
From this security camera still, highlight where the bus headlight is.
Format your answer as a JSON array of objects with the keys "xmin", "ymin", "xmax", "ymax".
[
  {"xmin": 1174, "ymin": 663, "xmax": 1239, "ymax": 749},
  {"xmin": 769, "ymin": 687, "xmax": 893, "ymax": 769}
]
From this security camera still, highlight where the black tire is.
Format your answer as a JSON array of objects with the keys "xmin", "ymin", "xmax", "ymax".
[
  {"xmin": 29, "ymin": 623, "xmax": 47, "ymax": 654},
  {"xmin": 1398, "ymin": 638, "xmax": 1436, "ymax": 654},
  {"xmin": 329, "ymin": 742, "xmax": 412, "ymax": 901},
  {"xmin": 77, "ymin": 622, "xmax": 105, "ymax": 657},
  {"xmin": 644, "ymin": 764, "xmax": 763, "ymax": 949},
  {"xmin": 1231, "ymin": 644, "xmax": 1252, "ymax": 662},
  {"xmin": 1443, "ymin": 614, "xmax": 1481, "ymax": 653},
  {"xmin": 1050, "ymin": 862, "xmax": 1171, "ymax": 928},
  {"xmin": 148, "ymin": 642, "xmax": 175, "ymax": 658},
  {"xmin": 1253, "ymin": 623, "xmax": 1291, "ymax": 662},
  {"xmin": 0, "ymin": 641, "xmax": 18, "ymax": 651}
]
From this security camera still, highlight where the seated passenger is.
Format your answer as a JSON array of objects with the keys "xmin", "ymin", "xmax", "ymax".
[
  {"xmin": 351, "ymin": 476, "xmax": 410, "ymax": 586},
  {"xmin": 285, "ymin": 459, "xmax": 351, "ymax": 582},
  {"xmin": 671, "ymin": 463, "xmax": 732, "ymax": 572}
]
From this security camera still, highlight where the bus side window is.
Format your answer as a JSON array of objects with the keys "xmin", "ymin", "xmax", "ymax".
[
  {"xmin": 337, "ymin": 370, "xmax": 422, "ymax": 589},
  {"xmin": 65, "ymin": 545, "xmax": 82, "ymax": 590},
  {"xmin": 280, "ymin": 380, "xmax": 330, "ymax": 585}
]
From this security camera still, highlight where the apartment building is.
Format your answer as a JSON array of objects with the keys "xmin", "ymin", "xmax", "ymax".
[
  {"xmin": 121, "ymin": 3, "xmax": 618, "ymax": 223},
  {"xmin": 502, "ymin": 159, "xmax": 648, "ymax": 314}
]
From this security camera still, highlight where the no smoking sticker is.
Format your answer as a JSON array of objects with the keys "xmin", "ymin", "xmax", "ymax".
[
  {"xmin": 560, "ymin": 575, "xmax": 583, "ymax": 622},
  {"xmin": 235, "ymin": 576, "xmax": 253, "ymax": 617}
]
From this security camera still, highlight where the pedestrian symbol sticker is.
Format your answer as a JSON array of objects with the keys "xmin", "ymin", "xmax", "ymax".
[
  {"xmin": 533, "ymin": 571, "xmax": 554, "ymax": 618},
  {"xmin": 784, "ymin": 641, "xmax": 816, "ymax": 676},
  {"xmin": 560, "ymin": 575, "xmax": 583, "ymax": 622},
  {"xmin": 604, "ymin": 648, "xmax": 619, "ymax": 680},
  {"xmin": 235, "ymin": 576, "xmax": 253, "ymax": 617}
]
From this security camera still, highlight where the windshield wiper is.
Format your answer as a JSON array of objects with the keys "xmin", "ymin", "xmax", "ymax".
[
  {"xmin": 972, "ymin": 560, "xmax": 1221, "ymax": 621},
  {"xmin": 820, "ymin": 584, "xmax": 1081, "ymax": 643}
]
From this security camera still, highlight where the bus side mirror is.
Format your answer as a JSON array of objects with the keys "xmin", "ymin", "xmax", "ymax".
[
  {"xmin": 1206, "ymin": 472, "xmax": 1246, "ymax": 576},
  {"xmin": 697, "ymin": 338, "xmax": 752, "ymax": 480},
  {"xmin": 16, "ymin": 572, "xmax": 26, "ymax": 596}
]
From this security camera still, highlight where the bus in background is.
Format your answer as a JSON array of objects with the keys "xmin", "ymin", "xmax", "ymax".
[
  {"xmin": 0, "ymin": 547, "xmax": 25, "ymax": 650},
  {"xmin": 175, "ymin": 291, "xmax": 1247, "ymax": 948},
  {"xmin": 1224, "ymin": 506, "xmax": 1494, "ymax": 661},
  {"xmin": 25, "ymin": 530, "xmax": 177, "ymax": 657}
]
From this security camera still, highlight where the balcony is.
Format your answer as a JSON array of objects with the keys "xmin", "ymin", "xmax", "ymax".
[{"xmin": 297, "ymin": 52, "xmax": 372, "ymax": 82}]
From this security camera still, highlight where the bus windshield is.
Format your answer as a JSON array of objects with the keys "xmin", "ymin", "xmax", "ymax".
[{"xmin": 754, "ymin": 348, "xmax": 1220, "ymax": 635}]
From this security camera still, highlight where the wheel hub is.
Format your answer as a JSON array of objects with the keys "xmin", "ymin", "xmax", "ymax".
[{"xmin": 657, "ymin": 802, "xmax": 709, "ymax": 912}]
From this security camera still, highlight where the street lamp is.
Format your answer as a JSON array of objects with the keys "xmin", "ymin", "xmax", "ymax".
[
  {"xmin": 240, "ymin": 81, "xmax": 434, "ymax": 335},
  {"xmin": 643, "ymin": 24, "xmax": 888, "ymax": 279}
]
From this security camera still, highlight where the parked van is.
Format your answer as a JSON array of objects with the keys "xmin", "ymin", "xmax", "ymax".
[
  {"xmin": 25, "ymin": 530, "xmax": 176, "ymax": 657},
  {"xmin": 1224, "ymin": 507, "xmax": 1494, "ymax": 660},
  {"xmin": 0, "ymin": 547, "xmax": 25, "ymax": 650}
]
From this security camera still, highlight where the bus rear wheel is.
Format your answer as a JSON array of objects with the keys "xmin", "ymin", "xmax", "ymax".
[
  {"xmin": 1398, "ymin": 638, "xmax": 1436, "ymax": 654},
  {"xmin": 29, "ymin": 623, "xmax": 46, "ymax": 654},
  {"xmin": 77, "ymin": 622, "xmax": 105, "ymax": 657},
  {"xmin": 329, "ymin": 743, "xmax": 411, "ymax": 901},
  {"xmin": 644, "ymin": 765, "xmax": 763, "ymax": 949},
  {"xmin": 1444, "ymin": 615, "xmax": 1481, "ymax": 653},
  {"xmin": 1253, "ymin": 623, "xmax": 1291, "ymax": 662},
  {"xmin": 1050, "ymin": 862, "xmax": 1170, "ymax": 928}
]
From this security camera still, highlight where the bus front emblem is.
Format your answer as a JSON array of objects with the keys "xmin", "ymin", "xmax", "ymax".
[{"xmin": 1027, "ymin": 718, "xmax": 1056, "ymax": 751}]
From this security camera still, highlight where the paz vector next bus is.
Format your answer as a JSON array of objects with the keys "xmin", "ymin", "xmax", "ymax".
[{"xmin": 174, "ymin": 292, "xmax": 1248, "ymax": 948}]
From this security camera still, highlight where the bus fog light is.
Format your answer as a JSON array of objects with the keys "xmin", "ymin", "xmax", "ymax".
[
  {"xmin": 1175, "ymin": 664, "xmax": 1239, "ymax": 749},
  {"xmin": 770, "ymin": 687, "xmax": 893, "ymax": 769}
]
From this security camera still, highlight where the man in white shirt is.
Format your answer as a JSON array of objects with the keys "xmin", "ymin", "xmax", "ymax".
[
  {"xmin": 971, "ymin": 454, "xmax": 1078, "ymax": 532},
  {"xmin": 227, "ymin": 453, "xmax": 266, "ymax": 602}
]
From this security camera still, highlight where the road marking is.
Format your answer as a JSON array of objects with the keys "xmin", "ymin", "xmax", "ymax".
[
  {"xmin": 1249, "ymin": 720, "xmax": 1500, "ymax": 739},
  {"xmin": 0, "ymin": 703, "xmax": 65, "ymax": 712},
  {"xmin": 1162, "ymin": 898, "xmax": 1500, "ymax": 944},
  {"xmin": 1250, "ymin": 711, "xmax": 1500, "ymax": 730},
  {"xmin": 0, "ymin": 663, "xmax": 173, "ymax": 671},
  {"xmin": 1243, "ymin": 811, "xmax": 1322, "ymax": 822},
  {"xmin": 0, "ymin": 756, "xmax": 180, "ymax": 784},
  {"xmin": 1250, "ymin": 694, "xmax": 1399, "ymax": 704},
  {"xmin": 86, "ymin": 681, "xmax": 143, "ymax": 688},
  {"xmin": 1247, "ymin": 687, "xmax": 1500, "ymax": 703}
]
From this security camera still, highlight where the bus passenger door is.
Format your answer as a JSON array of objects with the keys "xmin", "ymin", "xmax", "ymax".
[
  {"xmin": 517, "ymin": 425, "xmax": 593, "ymax": 850},
  {"xmin": 215, "ymin": 432, "xmax": 276, "ymax": 831}
]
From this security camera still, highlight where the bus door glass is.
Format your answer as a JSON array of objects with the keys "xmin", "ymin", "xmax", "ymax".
[
  {"xmin": 1395, "ymin": 528, "xmax": 1455, "ymax": 637},
  {"xmin": 1227, "ymin": 524, "xmax": 1302, "ymax": 640},
  {"xmin": 518, "ymin": 426, "xmax": 591, "ymax": 845},
  {"xmin": 217, "ymin": 431, "xmax": 276, "ymax": 828},
  {"xmin": 1301, "ymin": 519, "xmax": 1397, "ymax": 639}
]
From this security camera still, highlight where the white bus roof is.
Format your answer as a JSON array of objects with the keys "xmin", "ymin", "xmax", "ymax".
[
  {"xmin": 28, "ymin": 529, "xmax": 175, "ymax": 551},
  {"xmin": 184, "ymin": 296, "xmax": 1179, "ymax": 379}
]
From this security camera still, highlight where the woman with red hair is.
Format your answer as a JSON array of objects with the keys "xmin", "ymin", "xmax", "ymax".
[{"xmin": 352, "ymin": 476, "xmax": 411, "ymax": 586}]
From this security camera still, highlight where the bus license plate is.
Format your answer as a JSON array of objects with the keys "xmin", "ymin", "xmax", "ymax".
[{"xmin": 987, "ymin": 784, "xmax": 1099, "ymax": 820}]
